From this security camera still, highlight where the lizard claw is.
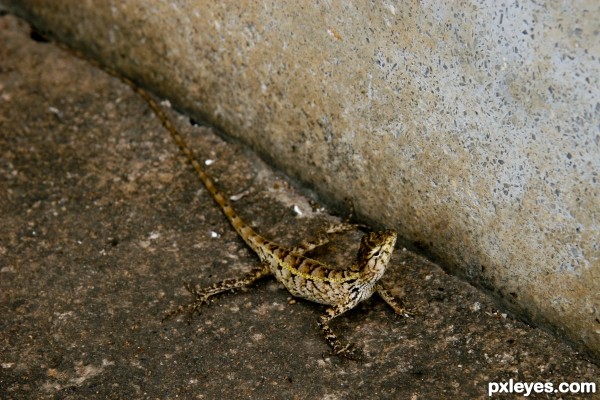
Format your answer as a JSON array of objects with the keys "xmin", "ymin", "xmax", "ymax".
[
  {"xmin": 394, "ymin": 309, "xmax": 415, "ymax": 319},
  {"xmin": 396, "ymin": 305, "xmax": 420, "ymax": 319},
  {"xmin": 333, "ymin": 342, "xmax": 364, "ymax": 361},
  {"xmin": 162, "ymin": 282, "xmax": 211, "ymax": 323}
]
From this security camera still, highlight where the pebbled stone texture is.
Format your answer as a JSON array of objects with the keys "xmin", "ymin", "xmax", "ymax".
[
  {"xmin": 1, "ymin": 16, "xmax": 599, "ymax": 398},
  {"xmin": 1, "ymin": 1, "xmax": 598, "ymax": 362}
]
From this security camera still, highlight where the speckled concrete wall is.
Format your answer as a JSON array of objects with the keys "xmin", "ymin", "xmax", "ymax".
[{"xmin": 3, "ymin": 1, "xmax": 598, "ymax": 361}]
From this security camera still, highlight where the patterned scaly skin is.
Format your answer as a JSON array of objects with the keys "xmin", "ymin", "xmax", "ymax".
[
  {"xmin": 60, "ymin": 42, "xmax": 409, "ymax": 359},
  {"xmin": 149, "ymin": 90, "xmax": 409, "ymax": 357}
]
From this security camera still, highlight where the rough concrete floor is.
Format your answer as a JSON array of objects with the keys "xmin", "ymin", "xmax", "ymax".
[{"xmin": 1, "ymin": 15, "xmax": 598, "ymax": 400}]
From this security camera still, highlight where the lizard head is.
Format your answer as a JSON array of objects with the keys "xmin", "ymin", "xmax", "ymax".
[{"xmin": 356, "ymin": 229, "xmax": 398, "ymax": 282}]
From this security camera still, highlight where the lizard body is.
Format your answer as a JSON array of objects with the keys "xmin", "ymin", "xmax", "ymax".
[{"xmin": 58, "ymin": 40, "xmax": 409, "ymax": 358}]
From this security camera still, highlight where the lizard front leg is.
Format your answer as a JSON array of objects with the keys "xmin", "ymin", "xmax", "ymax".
[
  {"xmin": 318, "ymin": 302, "xmax": 363, "ymax": 360},
  {"xmin": 375, "ymin": 283, "xmax": 412, "ymax": 318},
  {"xmin": 165, "ymin": 263, "xmax": 271, "ymax": 321}
]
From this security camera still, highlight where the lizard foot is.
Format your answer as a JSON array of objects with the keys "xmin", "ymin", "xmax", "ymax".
[
  {"xmin": 332, "ymin": 342, "xmax": 364, "ymax": 361},
  {"xmin": 162, "ymin": 282, "xmax": 211, "ymax": 323}
]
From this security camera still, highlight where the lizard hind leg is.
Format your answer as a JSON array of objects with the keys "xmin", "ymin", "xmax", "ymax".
[
  {"xmin": 164, "ymin": 263, "xmax": 271, "ymax": 323},
  {"xmin": 290, "ymin": 222, "xmax": 364, "ymax": 255}
]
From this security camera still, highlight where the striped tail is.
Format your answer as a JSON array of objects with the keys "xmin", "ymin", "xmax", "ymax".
[
  {"xmin": 58, "ymin": 43, "xmax": 269, "ymax": 256},
  {"xmin": 133, "ymin": 86, "xmax": 271, "ymax": 256}
]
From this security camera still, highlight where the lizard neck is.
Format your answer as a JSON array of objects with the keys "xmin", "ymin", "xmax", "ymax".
[
  {"xmin": 359, "ymin": 260, "xmax": 388, "ymax": 284},
  {"xmin": 355, "ymin": 230, "xmax": 397, "ymax": 284}
]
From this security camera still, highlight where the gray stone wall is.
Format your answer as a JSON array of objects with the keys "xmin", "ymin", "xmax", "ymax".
[{"xmin": 3, "ymin": 1, "xmax": 598, "ymax": 361}]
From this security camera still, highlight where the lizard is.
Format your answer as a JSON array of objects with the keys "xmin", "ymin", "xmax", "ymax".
[{"xmin": 52, "ymin": 35, "xmax": 411, "ymax": 359}]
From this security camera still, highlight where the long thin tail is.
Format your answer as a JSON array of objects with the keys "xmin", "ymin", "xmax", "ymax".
[
  {"xmin": 58, "ymin": 42, "xmax": 268, "ymax": 255},
  {"xmin": 133, "ymin": 86, "xmax": 269, "ymax": 254}
]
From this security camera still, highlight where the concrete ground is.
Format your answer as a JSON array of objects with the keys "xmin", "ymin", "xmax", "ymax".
[{"xmin": 1, "ymin": 15, "xmax": 598, "ymax": 399}]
